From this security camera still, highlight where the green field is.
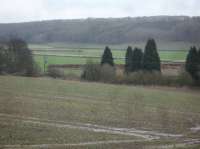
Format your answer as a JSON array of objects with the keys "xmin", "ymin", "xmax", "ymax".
[
  {"xmin": 29, "ymin": 42, "xmax": 189, "ymax": 70},
  {"xmin": 30, "ymin": 41, "xmax": 199, "ymax": 51},
  {"xmin": 0, "ymin": 76, "xmax": 200, "ymax": 148}
]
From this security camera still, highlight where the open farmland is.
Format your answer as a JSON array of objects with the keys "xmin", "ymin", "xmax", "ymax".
[
  {"xmin": 30, "ymin": 42, "xmax": 188, "ymax": 69},
  {"xmin": 0, "ymin": 76, "xmax": 200, "ymax": 148}
]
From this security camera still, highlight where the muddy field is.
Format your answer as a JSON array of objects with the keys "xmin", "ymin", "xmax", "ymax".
[{"xmin": 0, "ymin": 76, "xmax": 200, "ymax": 148}]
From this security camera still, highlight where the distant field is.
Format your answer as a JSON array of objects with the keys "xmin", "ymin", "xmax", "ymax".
[
  {"xmin": 30, "ymin": 42, "xmax": 189, "ymax": 70},
  {"xmin": 0, "ymin": 76, "xmax": 200, "ymax": 148},
  {"xmin": 30, "ymin": 41, "xmax": 199, "ymax": 51}
]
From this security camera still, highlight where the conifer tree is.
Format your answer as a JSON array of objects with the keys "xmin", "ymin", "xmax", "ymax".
[
  {"xmin": 125, "ymin": 46, "xmax": 133, "ymax": 73},
  {"xmin": 185, "ymin": 46, "xmax": 199, "ymax": 80},
  {"xmin": 142, "ymin": 39, "xmax": 161, "ymax": 72},
  {"xmin": 132, "ymin": 48, "xmax": 143, "ymax": 72},
  {"xmin": 101, "ymin": 46, "xmax": 114, "ymax": 66}
]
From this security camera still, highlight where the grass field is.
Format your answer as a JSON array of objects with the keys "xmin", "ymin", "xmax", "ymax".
[
  {"xmin": 0, "ymin": 76, "xmax": 200, "ymax": 148},
  {"xmin": 29, "ymin": 42, "xmax": 190, "ymax": 71}
]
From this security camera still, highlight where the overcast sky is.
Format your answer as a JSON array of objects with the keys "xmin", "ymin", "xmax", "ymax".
[{"xmin": 1, "ymin": 0, "xmax": 200, "ymax": 23}]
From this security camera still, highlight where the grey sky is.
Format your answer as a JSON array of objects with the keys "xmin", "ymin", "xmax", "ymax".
[{"xmin": 1, "ymin": 0, "xmax": 200, "ymax": 23}]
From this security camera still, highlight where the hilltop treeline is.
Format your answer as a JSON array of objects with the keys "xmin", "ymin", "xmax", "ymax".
[{"xmin": 0, "ymin": 16, "xmax": 200, "ymax": 44}]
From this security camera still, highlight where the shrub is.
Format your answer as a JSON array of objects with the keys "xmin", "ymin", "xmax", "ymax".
[
  {"xmin": 81, "ymin": 60, "xmax": 101, "ymax": 81},
  {"xmin": 64, "ymin": 73, "xmax": 80, "ymax": 80},
  {"xmin": 124, "ymin": 71, "xmax": 163, "ymax": 85},
  {"xmin": 119, "ymin": 71, "xmax": 178, "ymax": 86},
  {"xmin": 176, "ymin": 70, "xmax": 194, "ymax": 86},
  {"xmin": 64, "ymin": 69, "xmax": 80, "ymax": 80},
  {"xmin": 82, "ymin": 60, "xmax": 116, "ymax": 83},
  {"xmin": 47, "ymin": 67, "xmax": 65, "ymax": 79},
  {"xmin": 82, "ymin": 62, "xmax": 195, "ymax": 86},
  {"xmin": 100, "ymin": 64, "xmax": 116, "ymax": 83},
  {"xmin": 115, "ymin": 70, "xmax": 124, "ymax": 84}
]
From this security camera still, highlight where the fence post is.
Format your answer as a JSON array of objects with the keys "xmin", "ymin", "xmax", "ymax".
[{"xmin": 43, "ymin": 55, "xmax": 48, "ymax": 73}]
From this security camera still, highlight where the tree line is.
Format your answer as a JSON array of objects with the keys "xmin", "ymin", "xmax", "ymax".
[
  {"xmin": 0, "ymin": 16, "xmax": 200, "ymax": 44},
  {"xmin": 101, "ymin": 39, "xmax": 161, "ymax": 73},
  {"xmin": 1, "ymin": 38, "xmax": 200, "ymax": 85},
  {"xmin": 99, "ymin": 39, "xmax": 200, "ymax": 84}
]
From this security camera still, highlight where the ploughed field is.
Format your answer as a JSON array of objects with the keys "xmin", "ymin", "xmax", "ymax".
[{"xmin": 0, "ymin": 76, "xmax": 200, "ymax": 149}]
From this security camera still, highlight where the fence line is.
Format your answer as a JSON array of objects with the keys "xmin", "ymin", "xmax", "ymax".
[{"xmin": 31, "ymin": 48, "xmax": 188, "ymax": 52}]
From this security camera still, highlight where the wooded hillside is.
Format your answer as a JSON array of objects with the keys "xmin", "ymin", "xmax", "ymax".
[{"xmin": 0, "ymin": 16, "xmax": 200, "ymax": 44}]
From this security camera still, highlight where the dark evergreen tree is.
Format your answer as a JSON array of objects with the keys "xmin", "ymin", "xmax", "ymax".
[
  {"xmin": 185, "ymin": 46, "xmax": 199, "ymax": 80},
  {"xmin": 142, "ymin": 39, "xmax": 161, "ymax": 72},
  {"xmin": 132, "ymin": 48, "xmax": 143, "ymax": 72},
  {"xmin": 101, "ymin": 46, "xmax": 114, "ymax": 66},
  {"xmin": 125, "ymin": 46, "xmax": 133, "ymax": 73}
]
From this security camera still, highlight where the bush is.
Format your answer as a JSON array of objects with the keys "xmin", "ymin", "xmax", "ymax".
[
  {"xmin": 81, "ymin": 60, "xmax": 101, "ymax": 81},
  {"xmin": 82, "ymin": 60, "xmax": 195, "ymax": 86},
  {"xmin": 124, "ymin": 71, "xmax": 163, "ymax": 85},
  {"xmin": 176, "ymin": 70, "xmax": 194, "ymax": 86},
  {"xmin": 115, "ymin": 71, "xmax": 124, "ymax": 84},
  {"xmin": 64, "ymin": 73, "xmax": 80, "ymax": 80},
  {"xmin": 81, "ymin": 60, "xmax": 116, "ymax": 82},
  {"xmin": 116, "ymin": 70, "xmax": 195, "ymax": 86},
  {"xmin": 47, "ymin": 67, "xmax": 65, "ymax": 79},
  {"xmin": 100, "ymin": 64, "xmax": 116, "ymax": 83},
  {"xmin": 115, "ymin": 71, "xmax": 177, "ymax": 86}
]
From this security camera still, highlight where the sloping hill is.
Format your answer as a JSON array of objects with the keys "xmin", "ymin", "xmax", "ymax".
[{"xmin": 0, "ymin": 16, "xmax": 200, "ymax": 44}]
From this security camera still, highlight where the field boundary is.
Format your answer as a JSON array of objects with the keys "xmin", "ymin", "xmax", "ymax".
[{"xmin": 33, "ymin": 53, "xmax": 185, "ymax": 62}]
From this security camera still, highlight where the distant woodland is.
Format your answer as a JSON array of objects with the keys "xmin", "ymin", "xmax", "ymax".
[{"xmin": 0, "ymin": 16, "xmax": 200, "ymax": 44}]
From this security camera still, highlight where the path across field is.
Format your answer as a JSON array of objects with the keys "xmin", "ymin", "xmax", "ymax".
[{"xmin": 1, "ymin": 113, "xmax": 200, "ymax": 149}]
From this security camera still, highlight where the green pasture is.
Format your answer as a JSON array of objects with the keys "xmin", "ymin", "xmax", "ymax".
[
  {"xmin": 33, "ymin": 49, "xmax": 187, "ymax": 60},
  {"xmin": 30, "ymin": 41, "xmax": 199, "ymax": 51},
  {"xmin": 30, "ymin": 42, "xmax": 188, "ymax": 71}
]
